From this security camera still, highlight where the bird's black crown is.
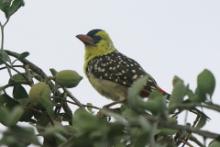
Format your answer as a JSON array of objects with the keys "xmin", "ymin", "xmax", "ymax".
[{"xmin": 87, "ymin": 29, "xmax": 103, "ymax": 37}]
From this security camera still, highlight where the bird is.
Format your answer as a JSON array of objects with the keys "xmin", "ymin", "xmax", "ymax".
[{"xmin": 76, "ymin": 29, "xmax": 169, "ymax": 101}]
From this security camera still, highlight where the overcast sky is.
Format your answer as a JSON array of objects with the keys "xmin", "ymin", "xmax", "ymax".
[{"xmin": 1, "ymin": 0, "xmax": 220, "ymax": 138}]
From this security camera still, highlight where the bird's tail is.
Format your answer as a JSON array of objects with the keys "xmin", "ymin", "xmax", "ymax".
[
  {"xmin": 157, "ymin": 87, "xmax": 171, "ymax": 99},
  {"xmin": 140, "ymin": 85, "xmax": 170, "ymax": 99}
]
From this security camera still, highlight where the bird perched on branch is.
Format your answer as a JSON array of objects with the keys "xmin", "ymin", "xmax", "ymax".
[{"xmin": 76, "ymin": 29, "xmax": 169, "ymax": 101}]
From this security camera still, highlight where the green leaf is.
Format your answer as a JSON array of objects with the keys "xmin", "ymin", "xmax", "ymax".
[
  {"xmin": 0, "ymin": 0, "xmax": 10, "ymax": 14},
  {"xmin": 209, "ymin": 140, "xmax": 220, "ymax": 147},
  {"xmin": 73, "ymin": 108, "xmax": 99, "ymax": 131},
  {"xmin": 0, "ymin": 107, "xmax": 9, "ymax": 125},
  {"xmin": 145, "ymin": 91, "xmax": 167, "ymax": 115},
  {"xmin": 195, "ymin": 87, "xmax": 206, "ymax": 102},
  {"xmin": 0, "ymin": 50, "xmax": 11, "ymax": 63},
  {"xmin": 7, "ymin": 106, "xmax": 24, "ymax": 126},
  {"xmin": 49, "ymin": 68, "xmax": 57, "ymax": 76},
  {"xmin": 0, "ymin": 126, "xmax": 39, "ymax": 146},
  {"xmin": 108, "ymin": 123, "xmax": 124, "ymax": 138},
  {"xmin": 9, "ymin": 73, "xmax": 29, "ymax": 85},
  {"xmin": 72, "ymin": 108, "xmax": 108, "ymax": 137},
  {"xmin": 171, "ymin": 76, "xmax": 186, "ymax": 102},
  {"xmin": 127, "ymin": 75, "xmax": 150, "ymax": 112},
  {"xmin": 197, "ymin": 69, "xmax": 215, "ymax": 99},
  {"xmin": 157, "ymin": 128, "xmax": 176, "ymax": 136},
  {"xmin": 167, "ymin": 117, "xmax": 178, "ymax": 124},
  {"xmin": 195, "ymin": 114, "xmax": 208, "ymax": 129},
  {"xmin": 128, "ymin": 75, "xmax": 149, "ymax": 98},
  {"xmin": 44, "ymin": 125, "xmax": 66, "ymax": 136},
  {"xmin": 0, "ymin": 94, "xmax": 19, "ymax": 109},
  {"xmin": 40, "ymin": 96, "xmax": 54, "ymax": 117},
  {"xmin": 29, "ymin": 82, "xmax": 53, "ymax": 116},
  {"xmin": 187, "ymin": 88, "xmax": 201, "ymax": 102},
  {"xmin": 169, "ymin": 76, "xmax": 187, "ymax": 111},
  {"xmin": 0, "ymin": 106, "xmax": 23, "ymax": 126},
  {"xmin": 103, "ymin": 110, "xmax": 128, "ymax": 126},
  {"xmin": 0, "ymin": 0, "xmax": 25, "ymax": 19},
  {"xmin": 13, "ymin": 84, "xmax": 28, "ymax": 99},
  {"xmin": 55, "ymin": 70, "xmax": 82, "ymax": 88},
  {"xmin": 130, "ymin": 118, "xmax": 151, "ymax": 147},
  {"xmin": 86, "ymin": 103, "xmax": 94, "ymax": 113},
  {"xmin": 18, "ymin": 51, "xmax": 29, "ymax": 60},
  {"xmin": 121, "ymin": 107, "xmax": 139, "ymax": 122}
]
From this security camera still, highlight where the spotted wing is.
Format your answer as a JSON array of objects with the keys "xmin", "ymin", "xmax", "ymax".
[{"xmin": 86, "ymin": 51, "xmax": 156, "ymax": 88}]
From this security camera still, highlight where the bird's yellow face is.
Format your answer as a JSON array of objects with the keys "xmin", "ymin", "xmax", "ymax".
[{"xmin": 76, "ymin": 29, "xmax": 116, "ymax": 64}]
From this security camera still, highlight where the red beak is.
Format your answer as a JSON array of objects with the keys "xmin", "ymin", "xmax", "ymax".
[{"xmin": 76, "ymin": 34, "xmax": 95, "ymax": 45}]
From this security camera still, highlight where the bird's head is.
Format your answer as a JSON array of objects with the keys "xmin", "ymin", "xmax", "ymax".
[{"xmin": 76, "ymin": 29, "xmax": 116, "ymax": 61}]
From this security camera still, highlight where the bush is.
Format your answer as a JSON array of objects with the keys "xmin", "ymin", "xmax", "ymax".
[{"xmin": 0, "ymin": 1, "xmax": 219, "ymax": 146}]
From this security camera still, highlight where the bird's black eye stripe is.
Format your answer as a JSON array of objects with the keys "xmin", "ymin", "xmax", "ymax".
[
  {"xmin": 93, "ymin": 35, "xmax": 102, "ymax": 43},
  {"xmin": 87, "ymin": 29, "xmax": 103, "ymax": 37}
]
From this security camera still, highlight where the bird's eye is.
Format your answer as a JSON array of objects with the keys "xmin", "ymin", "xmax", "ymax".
[{"xmin": 93, "ymin": 35, "xmax": 102, "ymax": 44}]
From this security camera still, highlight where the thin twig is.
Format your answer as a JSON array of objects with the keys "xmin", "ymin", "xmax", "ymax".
[
  {"xmin": 203, "ymin": 102, "xmax": 220, "ymax": 112},
  {"xmin": 63, "ymin": 88, "xmax": 83, "ymax": 107},
  {"xmin": 66, "ymin": 100, "xmax": 101, "ymax": 110},
  {"xmin": 103, "ymin": 100, "xmax": 124, "ymax": 108},
  {"xmin": 173, "ymin": 103, "xmax": 220, "ymax": 113},
  {"xmin": 161, "ymin": 122, "xmax": 220, "ymax": 139},
  {"xmin": 0, "ymin": 18, "xmax": 9, "ymax": 50},
  {"xmin": 3, "ymin": 18, "xmax": 9, "ymax": 27},
  {"xmin": 5, "ymin": 50, "xmax": 83, "ymax": 107},
  {"xmin": 188, "ymin": 135, "xmax": 205, "ymax": 147},
  {"xmin": 0, "ymin": 65, "xmax": 23, "ymax": 70},
  {"xmin": 0, "ymin": 22, "xmax": 4, "ymax": 50}
]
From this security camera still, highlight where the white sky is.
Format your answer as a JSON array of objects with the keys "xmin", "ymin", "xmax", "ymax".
[{"xmin": 1, "ymin": 0, "xmax": 220, "ymax": 142}]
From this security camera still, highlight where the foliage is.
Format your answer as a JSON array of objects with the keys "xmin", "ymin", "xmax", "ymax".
[{"xmin": 0, "ymin": 1, "xmax": 220, "ymax": 146}]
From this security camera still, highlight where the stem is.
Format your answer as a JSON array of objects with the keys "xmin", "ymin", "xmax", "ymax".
[
  {"xmin": 0, "ymin": 18, "xmax": 9, "ymax": 50},
  {"xmin": 66, "ymin": 100, "xmax": 101, "ymax": 110},
  {"xmin": 161, "ymin": 122, "xmax": 220, "ymax": 139},
  {"xmin": 0, "ymin": 24, "xmax": 3, "ymax": 50},
  {"xmin": 63, "ymin": 88, "xmax": 83, "ymax": 107},
  {"xmin": 0, "ymin": 19, "xmax": 13, "ymax": 78},
  {"xmin": 150, "ymin": 121, "xmax": 158, "ymax": 147},
  {"xmin": 0, "ymin": 65, "xmax": 23, "ymax": 70},
  {"xmin": 174, "ymin": 103, "xmax": 220, "ymax": 113}
]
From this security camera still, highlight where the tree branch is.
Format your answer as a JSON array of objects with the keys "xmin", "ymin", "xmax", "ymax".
[
  {"xmin": 5, "ymin": 50, "xmax": 83, "ymax": 107},
  {"xmin": 161, "ymin": 122, "xmax": 220, "ymax": 139}
]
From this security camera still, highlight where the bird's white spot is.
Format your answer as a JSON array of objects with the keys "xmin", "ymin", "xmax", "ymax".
[
  {"xmin": 132, "ymin": 74, "xmax": 138, "ymax": 80},
  {"xmin": 123, "ymin": 81, "xmax": 127, "ymax": 85},
  {"xmin": 150, "ymin": 86, "xmax": 156, "ymax": 90},
  {"xmin": 116, "ymin": 72, "xmax": 122, "ymax": 76},
  {"xmin": 101, "ymin": 63, "xmax": 106, "ymax": 67},
  {"xmin": 132, "ymin": 70, "xmax": 136, "ymax": 73},
  {"xmin": 97, "ymin": 67, "xmax": 102, "ymax": 72}
]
